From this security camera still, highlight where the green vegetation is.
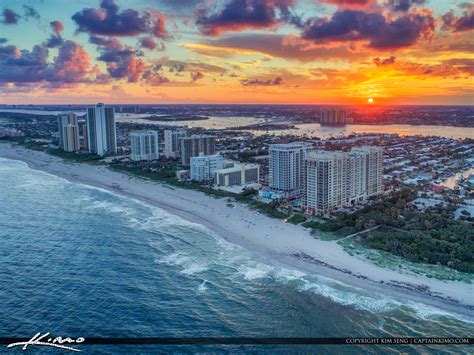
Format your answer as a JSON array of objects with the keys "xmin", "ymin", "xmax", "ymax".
[
  {"xmin": 311, "ymin": 188, "xmax": 473, "ymax": 273},
  {"xmin": 11, "ymin": 140, "xmax": 102, "ymax": 164},
  {"xmin": 45, "ymin": 148, "xmax": 102, "ymax": 164},
  {"xmin": 301, "ymin": 221, "xmax": 321, "ymax": 229},
  {"xmin": 287, "ymin": 214, "xmax": 306, "ymax": 225},
  {"xmin": 339, "ymin": 238, "xmax": 473, "ymax": 283}
]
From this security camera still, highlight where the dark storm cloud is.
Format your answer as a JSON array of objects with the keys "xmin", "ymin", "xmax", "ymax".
[{"xmin": 302, "ymin": 9, "xmax": 434, "ymax": 49}]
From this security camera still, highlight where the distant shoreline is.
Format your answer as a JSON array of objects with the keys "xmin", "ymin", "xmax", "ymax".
[{"xmin": 1, "ymin": 142, "xmax": 473, "ymax": 321}]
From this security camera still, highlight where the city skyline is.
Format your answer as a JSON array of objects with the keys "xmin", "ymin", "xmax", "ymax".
[{"xmin": 0, "ymin": 0, "xmax": 473, "ymax": 106}]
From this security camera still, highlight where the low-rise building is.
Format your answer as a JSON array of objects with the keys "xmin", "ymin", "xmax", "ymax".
[{"xmin": 215, "ymin": 163, "xmax": 260, "ymax": 187}]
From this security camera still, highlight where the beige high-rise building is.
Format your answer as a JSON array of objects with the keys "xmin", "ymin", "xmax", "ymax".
[
  {"xmin": 180, "ymin": 135, "xmax": 216, "ymax": 166},
  {"xmin": 305, "ymin": 146, "xmax": 383, "ymax": 214},
  {"xmin": 57, "ymin": 113, "xmax": 78, "ymax": 148},
  {"xmin": 63, "ymin": 124, "xmax": 80, "ymax": 152}
]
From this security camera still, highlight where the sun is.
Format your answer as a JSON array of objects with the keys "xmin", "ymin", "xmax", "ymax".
[{"xmin": 368, "ymin": 98, "xmax": 374, "ymax": 104}]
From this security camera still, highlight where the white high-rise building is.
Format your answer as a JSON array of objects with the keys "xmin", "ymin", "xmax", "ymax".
[
  {"xmin": 268, "ymin": 142, "xmax": 311, "ymax": 197},
  {"xmin": 164, "ymin": 129, "xmax": 187, "ymax": 158},
  {"xmin": 57, "ymin": 113, "xmax": 78, "ymax": 150},
  {"xmin": 305, "ymin": 146, "xmax": 383, "ymax": 214},
  {"xmin": 130, "ymin": 130, "xmax": 159, "ymax": 161},
  {"xmin": 86, "ymin": 103, "xmax": 116, "ymax": 156},
  {"xmin": 190, "ymin": 154, "xmax": 223, "ymax": 181}
]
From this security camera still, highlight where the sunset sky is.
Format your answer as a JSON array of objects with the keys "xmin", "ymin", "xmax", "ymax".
[{"xmin": 0, "ymin": 0, "xmax": 472, "ymax": 105}]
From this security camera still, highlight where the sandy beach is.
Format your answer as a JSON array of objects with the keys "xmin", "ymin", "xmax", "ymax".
[{"xmin": 1, "ymin": 142, "xmax": 473, "ymax": 318}]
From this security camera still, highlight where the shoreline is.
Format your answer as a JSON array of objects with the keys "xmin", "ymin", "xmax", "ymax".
[{"xmin": 1, "ymin": 142, "xmax": 473, "ymax": 320}]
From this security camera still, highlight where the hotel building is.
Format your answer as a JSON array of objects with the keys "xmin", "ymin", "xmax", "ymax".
[
  {"xmin": 86, "ymin": 103, "xmax": 116, "ymax": 156},
  {"xmin": 130, "ymin": 130, "xmax": 159, "ymax": 161},
  {"xmin": 215, "ymin": 163, "xmax": 260, "ymax": 187}
]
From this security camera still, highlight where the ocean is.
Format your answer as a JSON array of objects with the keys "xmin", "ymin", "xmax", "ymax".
[{"xmin": 0, "ymin": 157, "xmax": 472, "ymax": 354}]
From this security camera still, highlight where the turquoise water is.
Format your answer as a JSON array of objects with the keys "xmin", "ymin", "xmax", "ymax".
[{"xmin": 0, "ymin": 158, "xmax": 472, "ymax": 353}]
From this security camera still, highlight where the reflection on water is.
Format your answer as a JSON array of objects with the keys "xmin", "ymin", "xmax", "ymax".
[{"xmin": 248, "ymin": 123, "xmax": 474, "ymax": 140}]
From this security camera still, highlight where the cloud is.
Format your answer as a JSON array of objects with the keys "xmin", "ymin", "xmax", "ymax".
[
  {"xmin": 97, "ymin": 48, "xmax": 146, "ymax": 82},
  {"xmin": 318, "ymin": 0, "xmax": 374, "ymax": 7},
  {"xmin": 194, "ymin": 33, "xmax": 363, "ymax": 62},
  {"xmin": 46, "ymin": 21, "xmax": 64, "ymax": 48},
  {"xmin": 302, "ymin": 9, "xmax": 434, "ymax": 49},
  {"xmin": 143, "ymin": 64, "xmax": 170, "ymax": 86},
  {"xmin": 1, "ymin": 8, "xmax": 21, "ymax": 24},
  {"xmin": 373, "ymin": 56, "xmax": 396, "ymax": 66},
  {"xmin": 72, "ymin": 0, "xmax": 169, "ymax": 38},
  {"xmin": 441, "ymin": 7, "xmax": 474, "ymax": 33},
  {"xmin": 0, "ymin": 41, "xmax": 96, "ymax": 85},
  {"xmin": 140, "ymin": 37, "xmax": 157, "ymax": 50},
  {"xmin": 190, "ymin": 71, "xmax": 204, "ymax": 82},
  {"xmin": 385, "ymin": 0, "xmax": 425, "ymax": 12},
  {"xmin": 89, "ymin": 35, "xmax": 123, "ymax": 49},
  {"xmin": 196, "ymin": 0, "xmax": 296, "ymax": 35},
  {"xmin": 23, "ymin": 5, "xmax": 40, "ymax": 20},
  {"xmin": 49, "ymin": 41, "xmax": 92, "ymax": 83},
  {"xmin": 0, "ymin": 38, "xmax": 7, "ymax": 44},
  {"xmin": 241, "ymin": 76, "xmax": 282, "ymax": 86}
]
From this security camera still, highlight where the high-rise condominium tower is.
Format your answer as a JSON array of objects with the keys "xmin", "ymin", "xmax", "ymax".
[
  {"xmin": 164, "ymin": 129, "xmax": 187, "ymax": 158},
  {"xmin": 320, "ymin": 109, "xmax": 349, "ymax": 125},
  {"xmin": 57, "ymin": 114, "xmax": 79, "ymax": 152},
  {"xmin": 180, "ymin": 135, "xmax": 216, "ymax": 166},
  {"xmin": 268, "ymin": 142, "xmax": 311, "ymax": 197},
  {"xmin": 130, "ymin": 130, "xmax": 159, "ymax": 161},
  {"xmin": 305, "ymin": 146, "xmax": 383, "ymax": 214},
  {"xmin": 86, "ymin": 103, "xmax": 116, "ymax": 156}
]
